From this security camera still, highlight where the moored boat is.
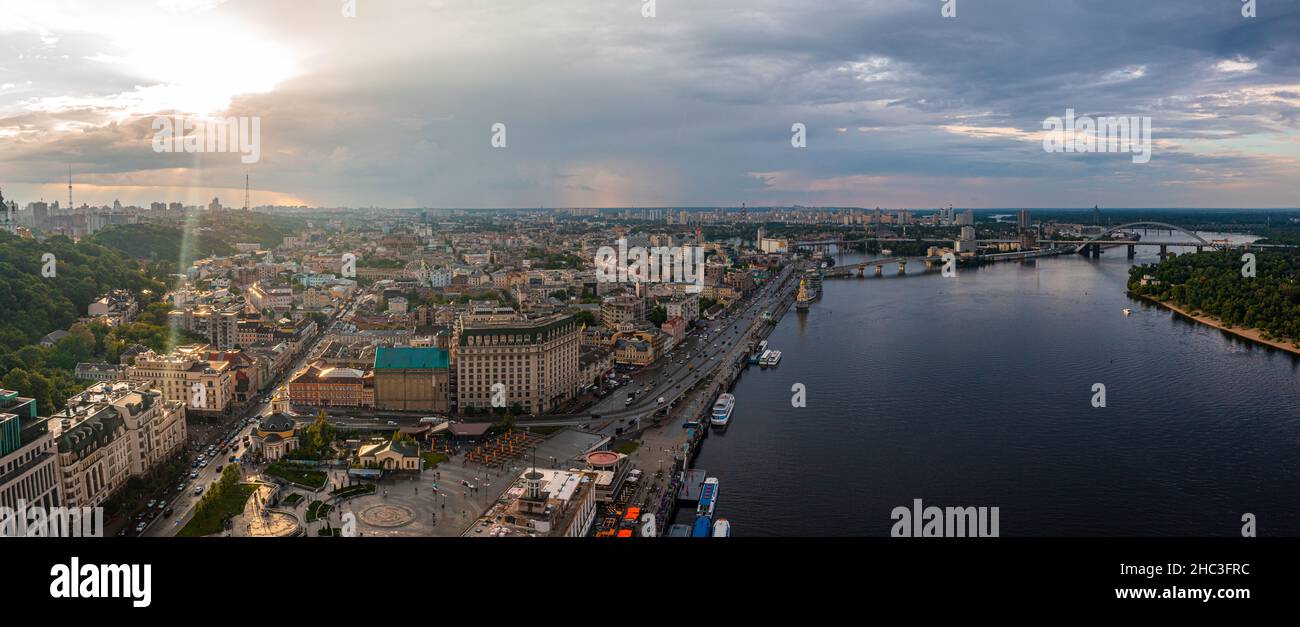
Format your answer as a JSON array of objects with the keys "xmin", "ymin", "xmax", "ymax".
[
  {"xmin": 710, "ymin": 393, "xmax": 735, "ymax": 427},
  {"xmin": 696, "ymin": 477, "xmax": 719, "ymax": 518}
]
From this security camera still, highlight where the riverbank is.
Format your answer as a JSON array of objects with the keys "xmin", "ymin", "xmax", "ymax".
[{"xmin": 1133, "ymin": 293, "xmax": 1300, "ymax": 358}]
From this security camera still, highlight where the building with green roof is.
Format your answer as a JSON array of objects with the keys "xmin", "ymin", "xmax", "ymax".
[{"xmin": 373, "ymin": 346, "xmax": 450, "ymax": 412}]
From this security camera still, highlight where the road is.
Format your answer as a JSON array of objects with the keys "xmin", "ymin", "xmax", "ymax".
[
  {"xmin": 141, "ymin": 301, "xmax": 355, "ymax": 537},
  {"xmin": 577, "ymin": 263, "xmax": 799, "ymax": 433}
]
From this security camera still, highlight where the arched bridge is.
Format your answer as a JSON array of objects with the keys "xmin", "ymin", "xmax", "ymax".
[
  {"xmin": 1070, "ymin": 221, "xmax": 1227, "ymax": 259},
  {"xmin": 1075, "ymin": 221, "xmax": 1213, "ymax": 249}
]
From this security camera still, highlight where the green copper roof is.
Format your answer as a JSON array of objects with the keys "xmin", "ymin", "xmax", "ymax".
[{"xmin": 374, "ymin": 346, "xmax": 449, "ymax": 370}]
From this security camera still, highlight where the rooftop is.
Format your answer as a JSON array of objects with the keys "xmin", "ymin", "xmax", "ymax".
[{"xmin": 374, "ymin": 346, "xmax": 449, "ymax": 370}]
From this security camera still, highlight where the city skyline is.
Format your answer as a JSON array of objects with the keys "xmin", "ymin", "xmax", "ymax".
[{"xmin": 1, "ymin": 0, "xmax": 1298, "ymax": 209}]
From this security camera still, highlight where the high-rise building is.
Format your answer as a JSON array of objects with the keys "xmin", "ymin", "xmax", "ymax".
[
  {"xmin": 1017, "ymin": 209, "xmax": 1031, "ymax": 230},
  {"xmin": 453, "ymin": 314, "xmax": 581, "ymax": 414}
]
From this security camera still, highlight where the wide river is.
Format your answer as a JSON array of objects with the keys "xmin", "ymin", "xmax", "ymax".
[{"xmin": 693, "ymin": 232, "xmax": 1300, "ymax": 536}]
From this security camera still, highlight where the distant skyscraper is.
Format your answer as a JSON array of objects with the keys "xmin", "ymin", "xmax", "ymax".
[
  {"xmin": 1017, "ymin": 209, "xmax": 1031, "ymax": 230},
  {"xmin": 1092, "ymin": 205, "xmax": 1102, "ymax": 225}
]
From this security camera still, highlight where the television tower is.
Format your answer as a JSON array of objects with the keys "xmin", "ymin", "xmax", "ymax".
[
  {"xmin": 244, "ymin": 172, "xmax": 250, "ymax": 211},
  {"xmin": 68, "ymin": 165, "xmax": 73, "ymax": 210}
]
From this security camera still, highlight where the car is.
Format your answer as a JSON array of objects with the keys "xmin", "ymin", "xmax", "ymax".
[
  {"xmin": 135, "ymin": 522, "xmax": 147, "ymax": 534},
  {"xmin": 194, "ymin": 485, "xmax": 205, "ymax": 496},
  {"xmin": 191, "ymin": 461, "xmax": 199, "ymax": 469},
  {"xmin": 215, "ymin": 465, "xmax": 224, "ymax": 473},
  {"xmin": 228, "ymin": 456, "xmax": 236, "ymax": 463},
  {"xmin": 189, "ymin": 471, "xmax": 198, "ymax": 479},
  {"xmin": 386, "ymin": 420, "xmax": 397, "ymax": 426},
  {"xmin": 146, "ymin": 499, "xmax": 157, "ymax": 509},
  {"xmin": 163, "ymin": 507, "xmax": 174, "ymax": 518},
  {"xmin": 657, "ymin": 397, "xmax": 665, "ymax": 405},
  {"xmin": 199, "ymin": 460, "xmax": 208, "ymax": 468},
  {"xmin": 176, "ymin": 482, "xmax": 186, "ymax": 492}
]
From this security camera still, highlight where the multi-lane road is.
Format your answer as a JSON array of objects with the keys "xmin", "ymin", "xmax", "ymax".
[{"xmin": 537, "ymin": 263, "xmax": 800, "ymax": 433}]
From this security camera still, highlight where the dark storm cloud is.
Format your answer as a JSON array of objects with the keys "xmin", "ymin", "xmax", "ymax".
[{"xmin": 1, "ymin": 0, "xmax": 1297, "ymax": 208}]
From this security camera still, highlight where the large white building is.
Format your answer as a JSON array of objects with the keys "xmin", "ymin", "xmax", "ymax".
[
  {"xmin": 50, "ymin": 381, "xmax": 187, "ymax": 509},
  {"xmin": 128, "ymin": 345, "xmax": 234, "ymax": 417}
]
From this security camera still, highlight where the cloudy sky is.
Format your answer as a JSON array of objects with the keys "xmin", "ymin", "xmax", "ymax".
[{"xmin": 1, "ymin": 0, "xmax": 1298, "ymax": 209}]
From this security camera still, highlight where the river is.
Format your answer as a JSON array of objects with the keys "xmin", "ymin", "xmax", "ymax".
[{"xmin": 690, "ymin": 232, "xmax": 1300, "ymax": 536}]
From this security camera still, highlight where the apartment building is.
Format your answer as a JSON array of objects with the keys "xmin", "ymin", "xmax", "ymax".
[{"xmin": 127, "ymin": 345, "xmax": 234, "ymax": 417}]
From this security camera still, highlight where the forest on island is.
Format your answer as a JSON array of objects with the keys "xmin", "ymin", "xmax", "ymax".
[{"xmin": 1128, "ymin": 249, "xmax": 1300, "ymax": 343}]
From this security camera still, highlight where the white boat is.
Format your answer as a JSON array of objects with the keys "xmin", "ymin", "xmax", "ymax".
[
  {"xmin": 710, "ymin": 393, "xmax": 735, "ymax": 427},
  {"xmin": 712, "ymin": 518, "xmax": 731, "ymax": 537},
  {"xmin": 760, "ymin": 350, "xmax": 782, "ymax": 367},
  {"xmin": 758, "ymin": 349, "xmax": 773, "ymax": 364},
  {"xmin": 1123, "ymin": 308, "xmax": 1132, "ymax": 316},
  {"xmin": 696, "ymin": 477, "xmax": 719, "ymax": 518}
]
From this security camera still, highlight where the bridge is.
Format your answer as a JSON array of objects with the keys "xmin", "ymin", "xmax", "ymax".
[
  {"xmin": 1059, "ymin": 221, "xmax": 1218, "ymax": 259},
  {"xmin": 822, "ymin": 256, "xmax": 947, "ymax": 277}
]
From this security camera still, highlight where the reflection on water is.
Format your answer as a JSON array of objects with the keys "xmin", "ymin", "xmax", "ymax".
[{"xmin": 687, "ymin": 233, "xmax": 1300, "ymax": 536}]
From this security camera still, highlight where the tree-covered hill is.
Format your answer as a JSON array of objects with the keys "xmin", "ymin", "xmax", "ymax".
[
  {"xmin": 89, "ymin": 222, "xmax": 233, "ymax": 260},
  {"xmin": 0, "ymin": 232, "xmax": 167, "ymax": 349}
]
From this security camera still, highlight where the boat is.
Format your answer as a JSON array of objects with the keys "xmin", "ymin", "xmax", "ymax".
[
  {"xmin": 692, "ymin": 516, "xmax": 712, "ymax": 537},
  {"xmin": 696, "ymin": 477, "xmax": 719, "ymax": 518},
  {"xmin": 796, "ymin": 278, "xmax": 812, "ymax": 311},
  {"xmin": 1123, "ymin": 308, "xmax": 1132, "ymax": 316},
  {"xmin": 757, "ymin": 340, "xmax": 768, "ymax": 354},
  {"xmin": 710, "ymin": 393, "xmax": 735, "ymax": 427},
  {"xmin": 712, "ymin": 518, "xmax": 731, "ymax": 537},
  {"xmin": 760, "ymin": 350, "xmax": 782, "ymax": 367},
  {"xmin": 758, "ymin": 349, "xmax": 773, "ymax": 364}
]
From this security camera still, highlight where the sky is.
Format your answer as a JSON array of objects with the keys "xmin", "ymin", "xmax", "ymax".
[{"xmin": 1, "ymin": 0, "xmax": 1298, "ymax": 209}]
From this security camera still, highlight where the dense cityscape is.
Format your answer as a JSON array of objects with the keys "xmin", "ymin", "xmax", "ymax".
[
  {"xmin": 3, "ymin": 194, "xmax": 1300, "ymax": 540},
  {"xmin": 3, "ymin": 0, "xmax": 1298, "ymax": 610}
]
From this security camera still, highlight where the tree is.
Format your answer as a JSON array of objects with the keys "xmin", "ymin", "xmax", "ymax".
[{"xmin": 648, "ymin": 306, "xmax": 668, "ymax": 326}]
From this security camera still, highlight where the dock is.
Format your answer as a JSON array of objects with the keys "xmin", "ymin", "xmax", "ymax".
[{"xmin": 676, "ymin": 468, "xmax": 709, "ymax": 502}]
